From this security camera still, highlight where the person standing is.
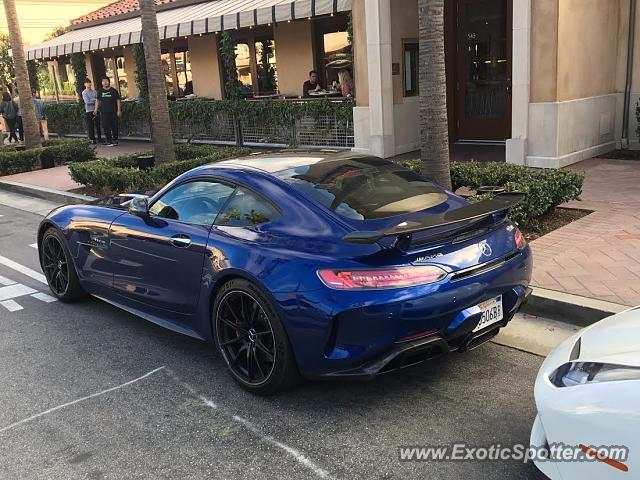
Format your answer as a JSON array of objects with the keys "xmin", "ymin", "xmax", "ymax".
[
  {"xmin": 13, "ymin": 89, "xmax": 24, "ymax": 142},
  {"xmin": 81, "ymin": 79, "xmax": 102, "ymax": 144},
  {"xmin": 0, "ymin": 92, "xmax": 19, "ymax": 143},
  {"xmin": 94, "ymin": 77, "xmax": 121, "ymax": 147},
  {"xmin": 32, "ymin": 88, "xmax": 49, "ymax": 141}
]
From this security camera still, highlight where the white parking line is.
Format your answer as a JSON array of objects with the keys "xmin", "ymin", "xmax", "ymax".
[
  {"xmin": 0, "ymin": 275, "xmax": 16, "ymax": 286},
  {"xmin": 164, "ymin": 368, "xmax": 332, "ymax": 479},
  {"xmin": 0, "ymin": 255, "xmax": 47, "ymax": 285},
  {"xmin": 29, "ymin": 244, "xmax": 38, "ymax": 250},
  {"xmin": 0, "ymin": 367, "xmax": 165, "ymax": 434},
  {"xmin": 1, "ymin": 300, "xmax": 23, "ymax": 312},
  {"xmin": 0, "ymin": 284, "xmax": 37, "ymax": 302},
  {"xmin": 31, "ymin": 292, "xmax": 57, "ymax": 303}
]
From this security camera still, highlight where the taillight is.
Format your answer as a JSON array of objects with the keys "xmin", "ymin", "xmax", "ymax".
[
  {"xmin": 514, "ymin": 228, "xmax": 527, "ymax": 250},
  {"xmin": 317, "ymin": 266, "xmax": 447, "ymax": 290}
]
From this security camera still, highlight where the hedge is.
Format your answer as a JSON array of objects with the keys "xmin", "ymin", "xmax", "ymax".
[
  {"xmin": 0, "ymin": 139, "xmax": 96, "ymax": 176},
  {"xmin": 69, "ymin": 145, "xmax": 251, "ymax": 194},
  {"xmin": 400, "ymin": 160, "xmax": 584, "ymax": 229}
]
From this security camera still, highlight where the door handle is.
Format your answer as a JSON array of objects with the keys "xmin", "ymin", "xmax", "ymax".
[{"xmin": 170, "ymin": 235, "xmax": 192, "ymax": 248}]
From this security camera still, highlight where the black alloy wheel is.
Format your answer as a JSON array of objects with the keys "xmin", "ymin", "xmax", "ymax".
[
  {"xmin": 42, "ymin": 234, "xmax": 70, "ymax": 296},
  {"xmin": 40, "ymin": 228, "xmax": 85, "ymax": 302},
  {"xmin": 213, "ymin": 278, "xmax": 300, "ymax": 395},
  {"xmin": 216, "ymin": 290, "xmax": 276, "ymax": 385}
]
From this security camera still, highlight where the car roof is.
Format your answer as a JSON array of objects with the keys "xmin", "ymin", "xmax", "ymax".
[{"xmin": 212, "ymin": 152, "xmax": 389, "ymax": 175}]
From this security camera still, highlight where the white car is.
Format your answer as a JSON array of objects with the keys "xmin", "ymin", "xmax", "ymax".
[{"xmin": 530, "ymin": 308, "xmax": 640, "ymax": 479}]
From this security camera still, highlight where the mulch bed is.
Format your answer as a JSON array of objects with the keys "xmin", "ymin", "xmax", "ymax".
[{"xmin": 522, "ymin": 207, "xmax": 592, "ymax": 242}]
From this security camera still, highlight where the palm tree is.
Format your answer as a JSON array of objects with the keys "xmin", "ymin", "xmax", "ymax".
[
  {"xmin": 2, "ymin": 0, "xmax": 41, "ymax": 148},
  {"xmin": 418, "ymin": 0, "xmax": 451, "ymax": 189},
  {"xmin": 139, "ymin": 0, "xmax": 176, "ymax": 164}
]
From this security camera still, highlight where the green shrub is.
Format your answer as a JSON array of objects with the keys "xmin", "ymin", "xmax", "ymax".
[
  {"xmin": 0, "ymin": 148, "xmax": 44, "ymax": 175},
  {"xmin": 449, "ymin": 161, "xmax": 584, "ymax": 229},
  {"xmin": 69, "ymin": 146, "xmax": 251, "ymax": 194},
  {"xmin": 40, "ymin": 138, "xmax": 96, "ymax": 166},
  {"xmin": 0, "ymin": 138, "xmax": 95, "ymax": 175}
]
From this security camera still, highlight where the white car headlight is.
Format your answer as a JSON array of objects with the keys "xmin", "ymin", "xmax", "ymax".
[{"xmin": 550, "ymin": 362, "xmax": 640, "ymax": 387}]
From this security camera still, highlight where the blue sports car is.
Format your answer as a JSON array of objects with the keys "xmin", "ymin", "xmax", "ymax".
[{"xmin": 38, "ymin": 154, "xmax": 532, "ymax": 394}]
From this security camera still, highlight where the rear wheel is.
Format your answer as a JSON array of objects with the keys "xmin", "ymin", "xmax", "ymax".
[
  {"xmin": 41, "ymin": 228, "xmax": 85, "ymax": 302},
  {"xmin": 213, "ymin": 279, "xmax": 300, "ymax": 395}
]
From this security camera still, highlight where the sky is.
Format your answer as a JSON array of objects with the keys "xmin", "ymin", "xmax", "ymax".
[{"xmin": 0, "ymin": 0, "xmax": 111, "ymax": 45}]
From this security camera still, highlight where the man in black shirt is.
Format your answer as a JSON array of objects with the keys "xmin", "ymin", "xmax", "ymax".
[
  {"xmin": 94, "ymin": 78, "xmax": 121, "ymax": 146},
  {"xmin": 303, "ymin": 70, "xmax": 322, "ymax": 97}
]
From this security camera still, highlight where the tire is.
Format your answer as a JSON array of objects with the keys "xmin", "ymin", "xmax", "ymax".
[
  {"xmin": 212, "ymin": 278, "xmax": 300, "ymax": 395},
  {"xmin": 40, "ymin": 227, "xmax": 86, "ymax": 303}
]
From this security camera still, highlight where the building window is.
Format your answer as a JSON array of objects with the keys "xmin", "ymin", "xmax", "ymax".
[
  {"xmin": 116, "ymin": 56, "xmax": 128, "ymax": 98},
  {"xmin": 161, "ymin": 52, "xmax": 174, "ymax": 95},
  {"xmin": 314, "ymin": 15, "xmax": 353, "ymax": 95},
  {"xmin": 235, "ymin": 42, "xmax": 253, "ymax": 94},
  {"xmin": 233, "ymin": 35, "xmax": 279, "ymax": 96},
  {"xmin": 159, "ymin": 48, "xmax": 192, "ymax": 97},
  {"xmin": 404, "ymin": 42, "xmax": 419, "ymax": 97},
  {"xmin": 104, "ymin": 56, "xmax": 117, "ymax": 88},
  {"xmin": 255, "ymin": 38, "xmax": 278, "ymax": 94},
  {"xmin": 174, "ymin": 50, "xmax": 192, "ymax": 95}
]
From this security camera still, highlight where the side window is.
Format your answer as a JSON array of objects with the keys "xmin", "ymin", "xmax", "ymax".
[
  {"xmin": 215, "ymin": 188, "xmax": 279, "ymax": 227},
  {"xmin": 149, "ymin": 181, "xmax": 235, "ymax": 226}
]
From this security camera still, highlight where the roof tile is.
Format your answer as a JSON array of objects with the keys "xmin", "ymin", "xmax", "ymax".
[{"xmin": 71, "ymin": 0, "xmax": 175, "ymax": 25}]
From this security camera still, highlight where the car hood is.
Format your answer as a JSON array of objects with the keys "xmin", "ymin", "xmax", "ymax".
[{"xmin": 578, "ymin": 308, "xmax": 640, "ymax": 367}]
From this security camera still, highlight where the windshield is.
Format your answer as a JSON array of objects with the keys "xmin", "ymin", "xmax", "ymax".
[{"xmin": 274, "ymin": 158, "xmax": 448, "ymax": 220}]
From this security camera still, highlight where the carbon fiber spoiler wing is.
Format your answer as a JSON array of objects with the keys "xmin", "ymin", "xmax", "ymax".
[{"xmin": 342, "ymin": 192, "xmax": 525, "ymax": 244}]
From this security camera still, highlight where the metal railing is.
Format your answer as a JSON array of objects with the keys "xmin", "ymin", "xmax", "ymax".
[{"xmin": 46, "ymin": 99, "xmax": 355, "ymax": 149}]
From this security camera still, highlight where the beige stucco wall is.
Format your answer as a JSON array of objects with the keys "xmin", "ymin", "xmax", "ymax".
[
  {"xmin": 122, "ymin": 47, "xmax": 139, "ymax": 98},
  {"xmin": 273, "ymin": 21, "xmax": 315, "ymax": 97},
  {"xmin": 352, "ymin": 0, "xmax": 369, "ymax": 106},
  {"xmin": 531, "ymin": 0, "xmax": 625, "ymax": 102},
  {"xmin": 390, "ymin": 0, "xmax": 418, "ymax": 104},
  {"xmin": 556, "ymin": 0, "xmax": 621, "ymax": 101},
  {"xmin": 188, "ymin": 34, "xmax": 223, "ymax": 99},
  {"xmin": 530, "ymin": 0, "xmax": 559, "ymax": 102}
]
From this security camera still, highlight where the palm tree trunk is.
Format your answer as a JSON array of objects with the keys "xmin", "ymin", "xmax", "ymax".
[
  {"xmin": 2, "ymin": 0, "xmax": 41, "ymax": 149},
  {"xmin": 419, "ymin": 0, "xmax": 452, "ymax": 190},
  {"xmin": 139, "ymin": 0, "xmax": 176, "ymax": 164}
]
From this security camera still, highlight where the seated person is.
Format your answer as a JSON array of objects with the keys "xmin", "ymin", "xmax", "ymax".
[{"xmin": 303, "ymin": 70, "xmax": 322, "ymax": 97}]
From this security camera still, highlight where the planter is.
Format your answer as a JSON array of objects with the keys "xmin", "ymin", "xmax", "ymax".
[
  {"xmin": 137, "ymin": 155, "xmax": 155, "ymax": 171},
  {"xmin": 476, "ymin": 186, "xmax": 505, "ymax": 195},
  {"xmin": 15, "ymin": 145, "xmax": 26, "ymax": 152}
]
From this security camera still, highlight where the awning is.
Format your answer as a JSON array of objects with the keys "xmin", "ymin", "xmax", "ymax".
[{"xmin": 26, "ymin": 0, "xmax": 352, "ymax": 60}]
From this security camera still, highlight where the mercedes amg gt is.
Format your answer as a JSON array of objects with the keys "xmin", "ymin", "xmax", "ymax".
[{"xmin": 38, "ymin": 153, "xmax": 532, "ymax": 394}]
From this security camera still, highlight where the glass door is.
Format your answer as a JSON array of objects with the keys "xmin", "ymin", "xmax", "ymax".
[{"xmin": 456, "ymin": 0, "xmax": 511, "ymax": 141}]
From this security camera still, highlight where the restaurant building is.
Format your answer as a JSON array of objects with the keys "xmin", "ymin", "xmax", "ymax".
[{"xmin": 24, "ymin": 0, "xmax": 640, "ymax": 168}]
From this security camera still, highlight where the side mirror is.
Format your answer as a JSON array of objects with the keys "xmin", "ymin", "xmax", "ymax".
[{"xmin": 129, "ymin": 196, "xmax": 149, "ymax": 217}]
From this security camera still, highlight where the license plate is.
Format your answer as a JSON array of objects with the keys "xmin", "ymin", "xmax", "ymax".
[{"xmin": 473, "ymin": 295, "xmax": 503, "ymax": 333}]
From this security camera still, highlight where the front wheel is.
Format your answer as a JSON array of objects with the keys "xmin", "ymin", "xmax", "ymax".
[
  {"xmin": 41, "ymin": 227, "xmax": 86, "ymax": 303},
  {"xmin": 213, "ymin": 279, "xmax": 300, "ymax": 395}
]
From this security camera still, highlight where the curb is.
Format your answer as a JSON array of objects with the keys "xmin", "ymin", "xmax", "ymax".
[
  {"xmin": 0, "ymin": 180, "xmax": 97, "ymax": 205},
  {"xmin": 521, "ymin": 286, "xmax": 629, "ymax": 327}
]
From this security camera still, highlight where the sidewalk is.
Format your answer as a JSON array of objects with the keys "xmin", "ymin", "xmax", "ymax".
[
  {"xmin": 0, "ymin": 140, "xmax": 152, "ymax": 192},
  {"xmin": 530, "ymin": 157, "xmax": 640, "ymax": 306}
]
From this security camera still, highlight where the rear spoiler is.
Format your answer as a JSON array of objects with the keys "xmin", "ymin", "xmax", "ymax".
[{"xmin": 342, "ymin": 192, "xmax": 525, "ymax": 244}]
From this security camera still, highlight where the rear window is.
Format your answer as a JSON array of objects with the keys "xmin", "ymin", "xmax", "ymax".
[{"xmin": 274, "ymin": 158, "xmax": 447, "ymax": 220}]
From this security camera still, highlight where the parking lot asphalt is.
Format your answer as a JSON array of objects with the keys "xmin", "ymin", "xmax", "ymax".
[{"xmin": 0, "ymin": 203, "xmax": 547, "ymax": 479}]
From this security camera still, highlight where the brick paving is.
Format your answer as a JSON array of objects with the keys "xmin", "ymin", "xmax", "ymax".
[{"xmin": 530, "ymin": 158, "xmax": 640, "ymax": 306}]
